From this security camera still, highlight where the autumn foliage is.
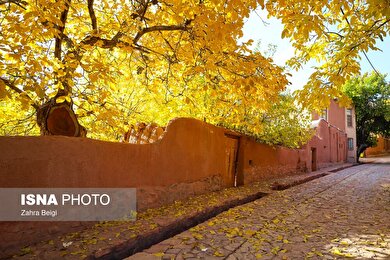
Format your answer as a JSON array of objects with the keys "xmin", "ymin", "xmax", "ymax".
[
  {"xmin": 0, "ymin": 0, "xmax": 389, "ymax": 146},
  {"xmin": 266, "ymin": 0, "xmax": 390, "ymax": 108}
]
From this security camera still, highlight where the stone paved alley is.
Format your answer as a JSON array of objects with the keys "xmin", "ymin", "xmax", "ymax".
[{"xmin": 129, "ymin": 158, "xmax": 390, "ymax": 259}]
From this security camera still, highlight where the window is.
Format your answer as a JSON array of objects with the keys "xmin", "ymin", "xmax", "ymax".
[
  {"xmin": 348, "ymin": 138, "xmax": 354, "ymax": 150},
  {"xmin": 347, "ymin": 109, "xmax": 353, "ymax": 127},
  {"xmin": 320, "ymin": 108, "xmax": 328, "ymax": 121}
]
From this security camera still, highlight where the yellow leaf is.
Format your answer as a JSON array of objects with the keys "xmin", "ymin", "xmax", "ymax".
[
  {"xmin": 56, "ymin": 96, "xmax": 66, "ymax": 103},
  {"xmin": 244, "ymin": 230, "xmax": 256, "ymax": 236},
  {"xmin": 331, "ymin": 248, "xmax": 354, "ymax": 258},
  {"xmin": 271, "ymin": 246, "xmax": 280, "ymax": 255},
  {"xmin": 306, "ymin": 252, "xmax": 315, "ymax": 258},
  {"xmin": 89, "ymin": 73, "xmax": 99, "ymax": 82},
  {"xmin": 149, "ymin": 223, "xmax": 158, "ymax": 229},
  {"xmin": 193, "ymin": 233, "xmax": 203, "ymax": 240},
  {"xmin": 153, "ymin": 252, "xmax": 164, "ymax": 257},
  {"xmin": 281, "ymin": 28, "xmax": 289, "ymax": 39}
]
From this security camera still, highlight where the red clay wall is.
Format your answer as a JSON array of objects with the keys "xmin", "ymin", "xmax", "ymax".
[
  {"xmin": 238, "ymin": 137, "xmax": 307, "ymax": 184},
  {"xmin": 306, "ymin": 119, "xmax": 347, "ymax": 170},
  {"xmin": 328, "ymin": 100, "xmax": 346, "ymax": 132},
  {"xmin": 0, "ymin": 117, "xmax": 348, "ymax": 257},
  {"xmin": 312, "ymin": 99, "xmax": 346, "ymax": 131},
  {"xmin": 365, "ymin": 136, "xmax": 390, "ymax": 156},
  {"xmin": 1, "ymin": 118, "xmax": 347, "ymax": 197},
  {"xmin": 0, "ymin": 118, "xmax": 232, "ymax": 257},
  {"xmin": 0, "ymin": 118, "xmax": 234, "ymax": 208}
]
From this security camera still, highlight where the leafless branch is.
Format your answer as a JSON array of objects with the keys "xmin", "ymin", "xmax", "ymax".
[{"xmin": 253, "ymin": 10, "xmax": 269, "ymax": 27}]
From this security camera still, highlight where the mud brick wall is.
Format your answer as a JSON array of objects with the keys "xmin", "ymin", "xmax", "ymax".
[
  {"xmin": 0, "ymin": 117, "xmax": 348, "ymax": 257},
  {"xmin": 307, "ymin": 119, "xmax": 348, "ymax": 170},
  {"xmin": 365, "ymin": 136, "xmax": 390, "ymax": 157},
  {"xmin": 238, "ymin": 137, "xmax": 307, "ymax": 185}
]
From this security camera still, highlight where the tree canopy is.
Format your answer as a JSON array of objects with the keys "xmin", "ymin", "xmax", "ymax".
[
  {"xmin": 267, "ymin": 0, "xmax": 390, "ymax": 109},
  {"xmin": 0, "ymin": 0, "xmax": 287, "ymax": 137},
  {"xmin": 343, "ymin": 72, "xmax": 390, "ymax": 157},
  {"xmin": 1, "ymin": 0, "xmax": 389, "ymax": 146}
]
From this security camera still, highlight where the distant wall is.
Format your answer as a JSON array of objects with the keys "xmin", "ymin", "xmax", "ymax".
[
  {"xmin": 0, "ymin": 117, "xmax": 348, "ymax": 258},
  {"xmin": 327, "ymin": 100, "xmax": 346, "ymax": 132},
  {"xmin": 312, "ymin": 99, "xmax": 356, "ymax": 163},
  {"xmin": 345, "ymin": 106, "xmax": 357, "ymax": 163},
  {"xmin": 307, "ymin": 119, "xmax": 347, "ymax": 170},
  {"xmin": 312, "ymin": 99, "xmax": 346, "ymax": 132},
  {"xmin": 365, "ymin": 136, "xmax": 390, "ymax": 157},
  {"xmin": 238, "ymin": 137, "xmax": 307, "ymax": 184}
]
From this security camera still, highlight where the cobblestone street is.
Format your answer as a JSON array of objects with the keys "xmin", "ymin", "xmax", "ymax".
[{"xmin": 129, "ymin": 161, "xmax": 390, "ymax": 259}]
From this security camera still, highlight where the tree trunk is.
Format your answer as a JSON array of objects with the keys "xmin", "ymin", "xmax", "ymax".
[
  {"xmin": 356, "ymin": 144, "xmax": 368, "ymax": 163},
  {"xmin": 36, "ymin": 97, "xmax": 86, "ymax": 137}
]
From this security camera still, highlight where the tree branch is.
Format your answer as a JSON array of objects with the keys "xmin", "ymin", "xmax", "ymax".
[
  {"xmin": 340, "ymin": 7, "xmax": 380, "ymax": 77},
  {"xmin": 325, "ymin": 31, "xmax": 344, "ymax": 39},
  {"xmin": 133, "ymin": 24, "xmax": 189, "ymax": 44},
  {"xmin": 0, "ymin": 0, "xmax": 27, "ymax": 9},
  {"xmin": 87, "ymin": 0, "xmax": 97, "ymax": 31},
  {"xmin": 131, "ymin": 0, "xmax": 151, "ymax": 21},
  {"xmin": 81, "ymin": 35, "xmax": 127, "ymax": 48},
  {"xmin": 80, "ymin": 23, "xmax": 189, "ymax": 52},
  {"xmin": 54, "ymin": 0, "xmax": 71, "ymax": 60},
  {"xmin": 0, "ymin": 77, "xmax": 22, "ymax": 94},
  {"xmin": 0, "ymin": 77, "xmax": 39, "ymax": 109}
]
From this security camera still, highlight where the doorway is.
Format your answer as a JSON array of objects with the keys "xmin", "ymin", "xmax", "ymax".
[
  {"xmin": 225, "ymin": 135, "xmax": 240, "ymax": 187},
  {"xmin": 311, "ymin": 147, "xmax": 317, "ymax": 172}
]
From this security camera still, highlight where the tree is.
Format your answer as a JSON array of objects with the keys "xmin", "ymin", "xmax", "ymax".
[
  {"xmin": 0, "ymin": 0, "xmax": 287, "ymax": 137},
  {"xmin": 254, "ymin": 92, "xmax": 313, "ymax": 148},
  {"xmin": 1, "ymin": 0, "xmax": 389, "ymax": 142},
  {"xmin": 210, "ymin": 91, "xmax": 312, "ymax": 148},
  {"xmin": 266, "ymin": 0, "xmax": 390, "ymax": 109},
  {"xmin": 343, "ymin": 72, "xmax": 390, "ymax": 161}
]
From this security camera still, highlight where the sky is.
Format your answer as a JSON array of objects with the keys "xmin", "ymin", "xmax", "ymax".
[{"xmin": 241, "ymin": 10, "xmax": 390, "ymax": 91}]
